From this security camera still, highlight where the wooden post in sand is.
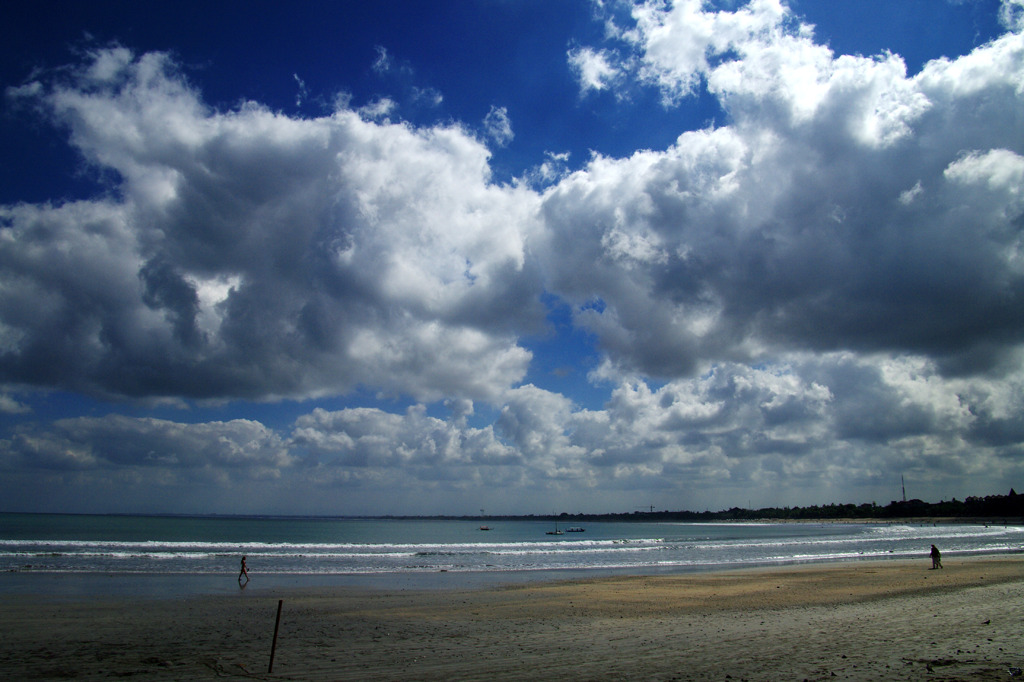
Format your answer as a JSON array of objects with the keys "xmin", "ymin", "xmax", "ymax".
[{"xmin": 268, "ymin": 599, "xmax": 283, "ymax": 673}]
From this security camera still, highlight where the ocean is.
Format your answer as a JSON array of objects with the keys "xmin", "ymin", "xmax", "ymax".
[{"xmin": 2, "ymin": 513, "xmax": 1022, "ymax": 596}]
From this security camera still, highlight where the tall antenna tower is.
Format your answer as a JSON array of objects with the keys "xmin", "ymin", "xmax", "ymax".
[{"xmin": 901, "ymin": 475, "xmax": 907, "ymax": 503}]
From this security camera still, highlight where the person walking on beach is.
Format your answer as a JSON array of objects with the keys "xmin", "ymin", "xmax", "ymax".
[
  {"xmin": 930, "ymin": 544, "xmax": 942, "ymax": 569},
  {"xmin": 239, "ymin": 555, "xmax": 249, "ymax": 584}
]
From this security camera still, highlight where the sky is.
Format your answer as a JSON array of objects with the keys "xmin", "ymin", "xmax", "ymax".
[{"xmin": 1, "ymin": 0, "xmax": 1023, "ymax": 516}]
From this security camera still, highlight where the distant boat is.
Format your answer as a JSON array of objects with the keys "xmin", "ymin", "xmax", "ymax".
[
  {"xmin": 478, "ymin": 526, "xmax": 491, "ymax": 531},
  {"xmin": 565, "ymin": 527, "xmax": 585, "ymax": 533},
  {"xmin": 545, "ymin": 520, "xmax": 564, "ymax": 535}
]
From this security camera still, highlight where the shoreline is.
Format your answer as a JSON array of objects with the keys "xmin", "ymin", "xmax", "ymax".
[
  {"xmin": 5, "ymin": 548, "xmax": 1024, "ymax": 600},
  {"xmin": 3, "ymin": 556, "xmax": 1023, "ymax": 680},
  {"xmin": 758, "ymin": 516, "xmax": 1024, "ymax": 524}
]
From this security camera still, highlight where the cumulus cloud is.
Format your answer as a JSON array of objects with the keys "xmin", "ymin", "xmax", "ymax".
[
  {"xmin": 289, "ymin": 352, "xmax": 1020, "ymax": 503},
  {"xmin": 292, "ymin": 404, "xmax": 517, "ymax": 471},
  {"xmin": 3, "ymin": 1, "xmax": 1024, "ymax": 513},
  {"xmin": 544, "ymin": 0, "xmax": 1024, "ymax": 382},
  {"xmin": 2, "ymin": 414, "xmax": 291, "ymax": 477},
  {"xmin": 8, "ymin": 348, "xmax": 1022, "ymax": 513},
  {"xmin": 0, "ymin": 48, "xmax": 543, "ymax": 403}
]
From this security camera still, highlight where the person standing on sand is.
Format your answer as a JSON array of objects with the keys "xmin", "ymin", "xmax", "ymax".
[
  {"xmin": 239, "ymin": 555, "xmax": 249, "ymax": 584},
  {"xmin": 930, "ymin": 544, "xmax": 942, "ymax": 569}
]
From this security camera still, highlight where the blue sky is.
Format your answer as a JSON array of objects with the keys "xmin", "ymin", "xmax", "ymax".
[{"xmin": 1, "ymin": 0, "xmax": 1022, "ymax": 516}]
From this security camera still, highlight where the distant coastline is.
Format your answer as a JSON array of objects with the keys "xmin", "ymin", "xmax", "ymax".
[{"xmin": 383, "ymin": 489, "xmax": 1024, "ymax": 524}]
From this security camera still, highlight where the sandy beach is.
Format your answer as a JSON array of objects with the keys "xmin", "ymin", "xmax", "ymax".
[{"xmin": 2, "ymin": 557, "xmax": 1023, "ymax": 681}]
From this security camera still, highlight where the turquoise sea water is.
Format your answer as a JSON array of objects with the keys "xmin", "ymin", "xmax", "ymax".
[{"xmin": 2, "ymin": 513, "xmax": 1022, "ymax": 595}]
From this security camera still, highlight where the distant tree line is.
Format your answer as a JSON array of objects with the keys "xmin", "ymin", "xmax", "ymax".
[
  {"xmin": 388, "ymin": 489, "xmax": 1022, "ymax": 522},
  {"xmin": 376, "ymin": 489, "xmax": 1024, "ymax": 522},
  {"xmin": 552, "ymin": 489, "xmax": 1023, "ymax": 522}
]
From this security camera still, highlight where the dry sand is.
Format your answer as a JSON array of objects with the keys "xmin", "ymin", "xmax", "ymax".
[{"xmin": 2, "ymin": 557, "xmax": 1023, "ymax": 681}]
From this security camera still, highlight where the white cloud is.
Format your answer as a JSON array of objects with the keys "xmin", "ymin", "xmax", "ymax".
[
  {"xmin": 627, "ymin": 0, "xmax": 792, "ymax": 101},
  {"xmin": 899, "ymin": 181, "xmax": 923, "ymax": 205},
  {"xmin": 568, "ymin": 46, "xmax": 619, "ymax": 93},
  {"xmin": 0, "ymin": 394, "xmax": 30, "ymax": 414},
  {"xmin": 292, "ymin": 404, "xmax": 515, "ymax": 468},
  {"xmin": 3, "ymin": 3, "xmax": 1024, "ymax": 513},
  {"xmin": 524, "ymin": 151, "xmax": 572, "ymax": 187},
  {"xmin": 293, "ymin": 73, "xmax": 308, "ymax": 108},
  {"xmin": 412, "ymin": 86, "xmax": 443, "ymax": 107},
  {"xmin": 3, "ymin": 347, "xmax": 1023, "ymax": 513},
  {"xmin": 0, "ymin": 48, "xmax": 543, "ymax": 404},
  {"xmin": 944, "ymin": 148, "xmax": 1024, "ymax": 194},
  {"xmin": 1001, "ymin": 0, "xmax": 1024, "ymax": 30},
  {"xmin": 4, "ymin": 415, "xmax": 292, "ymax": 476},
  {"xmin": 358, "ymin": 96, "xmax": 397, "ymax": 120},
  {"xmin": 483, "ymin": 105, "xmax": 514, "ymax": 147},
  {"xmin": 619, "ymin": 0, "xmax": 936, "ymax": 141},
  {"xmin": 546, "ymin": 4, "xmax": 1024, "ymax": 381}
]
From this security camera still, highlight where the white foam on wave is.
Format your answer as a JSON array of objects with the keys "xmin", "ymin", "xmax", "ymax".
[{"xmin": 3, "ymin": 522, "xmax": 1022, "ymax": 577}]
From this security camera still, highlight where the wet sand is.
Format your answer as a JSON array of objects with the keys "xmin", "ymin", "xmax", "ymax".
[{"xmin": 2, "ymin": 557, "xmax": 1023, "ymax": 680}]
